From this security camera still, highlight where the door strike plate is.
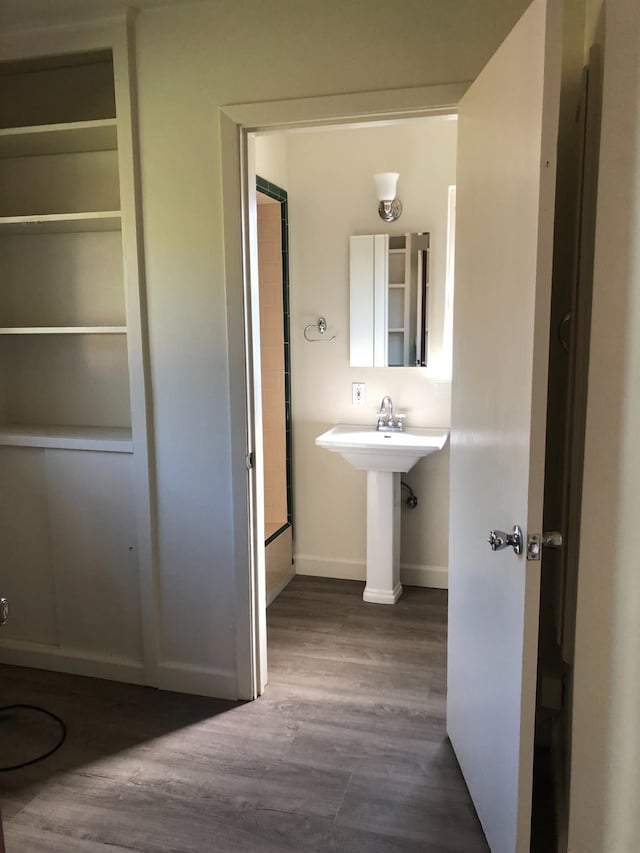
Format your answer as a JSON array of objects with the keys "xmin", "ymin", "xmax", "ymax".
[
  {"xmin": 527, "ymin": 531, "xmax": 563, "ymax": 561},
  {"xmin": 527, "ymin": 534, "xmax": 541, "ymax": 561}
]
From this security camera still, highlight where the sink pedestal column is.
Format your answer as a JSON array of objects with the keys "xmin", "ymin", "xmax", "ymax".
[{"xmin": 363, "ymin": 471, "xmax": 402, "ymax": 604}]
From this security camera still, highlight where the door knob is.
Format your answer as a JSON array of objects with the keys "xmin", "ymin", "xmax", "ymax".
[
  {"xmin": 0, "ymin": 598, "xmax": 8, "ymax": 626},
  {"xmin": 488, "ymin": 524, "xmax": 523, "ymax": 555}
]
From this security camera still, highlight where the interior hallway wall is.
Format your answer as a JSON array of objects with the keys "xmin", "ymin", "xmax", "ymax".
[{"xmin": 569, "ymin": 0, "xmax": 640, "ymax": 850}]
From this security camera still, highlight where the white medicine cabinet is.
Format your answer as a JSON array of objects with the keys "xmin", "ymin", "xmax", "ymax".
[{"xmin": 349, "ymin": 232, "xmax": 430, "ymax": 367}]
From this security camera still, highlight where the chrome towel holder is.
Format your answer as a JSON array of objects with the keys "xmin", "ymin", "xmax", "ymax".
[{"xmin": 303, "ymin": 316, "xmax": 336, "ymax": 343}]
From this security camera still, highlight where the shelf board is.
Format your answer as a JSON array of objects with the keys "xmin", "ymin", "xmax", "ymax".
[
  {"xmin": 0, "ymin": 211, "xmax": 121, "ymax": 235},
  {"xmin": 388, "ymin": 328, "xmax": 406, "ymax": 334},
  {"xmin": 0, "ymin": 424, "xmax": 133, "ymax": 453},
  {"xmin": 0, "ymin": 326, "xmax": 127, "ymax": 335},
  {"xmin": 388, "ymin": 248, "xmax": 407, "ymax": 254},
  {"xmin": 388, "ymin": 283, "xmax": 406, "ymax": 289},
  {"xmin": 0, "ymin": 119, "xmax": 118, "ymax": 159}
]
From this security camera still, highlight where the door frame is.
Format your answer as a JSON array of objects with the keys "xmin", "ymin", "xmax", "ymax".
[{"xmin": 219, "ymin": 82, "xmax": 469, "ymax": 700}]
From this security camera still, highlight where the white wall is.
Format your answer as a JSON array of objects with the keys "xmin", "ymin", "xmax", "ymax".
[
  {"xmin": 264, "ymin": 119, "xmax": 457, "ymax": 585},
  {"xmin": 569, "ymin": 1, "xmax": 640, "ymax": 850},
  {"xmin": 254, "ymin": 132, "xmax": 288, "ymax": 189},
  {"xmin": 134, "ymin": 0, "xmax": 529, "ymax": 696}
]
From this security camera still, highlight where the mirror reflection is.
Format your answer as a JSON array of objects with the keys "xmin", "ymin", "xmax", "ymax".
[{"xmin": 350, "ymin": 232, "xmax": 431, "ymax": 367}]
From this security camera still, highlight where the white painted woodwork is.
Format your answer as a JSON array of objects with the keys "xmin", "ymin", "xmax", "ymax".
[
  {"xmin": 447, "ymin": 1, "xmax": 561, "ymax": 852},
  {"xmin": 0, "ymin": 26, "xmax": 155, "ymax": 688},
  {"xmin": 44, "ymin": 450, "xmax": 142, "ymax": 661},
  {"xmin": 0, "ymin": 447, "xmax": 57, "ymax": 646},
  {"xmin": 349, "ymin": 233, "xmax": 389, "ymax": 367},
  {"xmin": 0, "ymin": 425, "xmax": 133, "ymax": 453},
  {"xmin": 0, "ymin": 211, "xmax": 121, "ymax": 234},
  {"xmin": 0, "ymin": 449, "xmax": 142, "ymax": 665},
  {"xmin": 349, "ymin": 235, "xmax": 376, "ymax": 366},
  {"xmin": 0, "ymin": 119, "xmax": 118, "ymax": 159},
  {"xmin": 0, "ymin": 326, "xmax": 127, "ymax": 335}
]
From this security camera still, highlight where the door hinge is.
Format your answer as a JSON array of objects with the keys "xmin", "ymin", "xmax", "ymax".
[
  {"xmin": 245, "ymin": 451, "xmax": 255, "ymax": 470},
  {"xmin": 527, "ymin": 531, "xmax": 563, "ymax": 561}
]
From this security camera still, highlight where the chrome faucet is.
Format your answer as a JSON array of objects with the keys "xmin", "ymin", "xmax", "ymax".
[{"xmin": 376, "ymin": 396, "xmax": 406, "ymax": 432}]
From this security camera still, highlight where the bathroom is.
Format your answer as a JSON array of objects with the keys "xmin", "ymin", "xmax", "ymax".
[{"xmin": 253, "ymin": 117, "xmax": 458, "ymax": 613}]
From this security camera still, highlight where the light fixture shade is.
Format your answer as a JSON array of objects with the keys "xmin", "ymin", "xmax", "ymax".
[{"xmin": 373, "ymin": 172, "xmax": 400, "ymax": 202}]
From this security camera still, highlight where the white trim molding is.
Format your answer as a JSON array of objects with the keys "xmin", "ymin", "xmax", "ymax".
[
  {"xmin": 0, "ymin": 639, "xmax": 145, "ymax": 685},
  {"xmin": 156, "ymin": 662, "xmax": 238, "ymax": 700}
]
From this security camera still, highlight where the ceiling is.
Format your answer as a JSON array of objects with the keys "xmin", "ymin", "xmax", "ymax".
[{"xmin": 0, "ymin": 0, "xmax": 197, "ymax": 31}]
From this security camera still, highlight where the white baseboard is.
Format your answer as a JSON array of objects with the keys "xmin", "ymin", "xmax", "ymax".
[
  {"xmin": 156, "ymin": 661, "xmax": 238, "ymax": 700},
  {"xmin": 0, "ymin": 638, "xmax": 146, "ymax": 685},
  {"xmin": 0, "ymin": 639, "xmax": 239, "ymax": 700},
  {"xmin": 295, "ymin": 554, "xmax": 448, "ymax": 589},
  {"xmin": 401, "ymin": 562, "xmax": 449, "ymax": 589},
  {"xmin": 295, "ymin": 555, "xmax": 365, "ymax": 581}
]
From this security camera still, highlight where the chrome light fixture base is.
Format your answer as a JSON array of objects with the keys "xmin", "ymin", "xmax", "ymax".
[{"xmin": 378, "ymin": 198, "xmax": 403, "ymax": 222}]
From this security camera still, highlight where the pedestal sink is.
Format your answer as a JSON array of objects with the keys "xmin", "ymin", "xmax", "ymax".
[{"xmin": 315, "ymin": 425, "xmax": 449, "ymax": 604}]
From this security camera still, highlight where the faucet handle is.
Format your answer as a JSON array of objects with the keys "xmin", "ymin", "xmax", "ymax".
[{"xmin": 394, "ymin": 413, "xmax": 406, "ymax": 431}]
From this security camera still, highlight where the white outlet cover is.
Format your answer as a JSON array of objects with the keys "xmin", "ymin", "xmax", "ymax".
[{"xmin": 352, "ymin": 382, "xmax": 366, "ymax": 405}]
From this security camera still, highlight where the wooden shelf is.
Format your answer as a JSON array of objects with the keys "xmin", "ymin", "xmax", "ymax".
[
  {"xmin": 0, "ymin": 119, "xmax": 117, "ymax": 159},
  {"xmin": 388, "ymin": 328, "xmax": 406, "ymax": 334},
  {"xmin": 0, "ymin": 424, "xmax": 133, "ymax": 453},
  {"xmin": 0, "ymin": 326, "xmax": 126, "ymax": 335},
  {"xmin": 0, "ymin": 211, "xmax": 121, "ymax": 234},
  {"xmin": 388, "ymin": 283, "xmax": 406, "ymax": 289}
]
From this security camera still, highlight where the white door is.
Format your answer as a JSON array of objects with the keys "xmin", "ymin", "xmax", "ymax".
[{"xmin": 447, "ymin": 1, "xmax": 562, "ymax": 851}]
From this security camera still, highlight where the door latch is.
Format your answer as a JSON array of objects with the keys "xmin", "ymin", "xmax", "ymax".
[
  {"xmin": 526, "ymin": 531, "xmax": 563, "ymax": 561},
  {"xmin": 488, "ymin": 524, "xmax": 523, "ymax": 555}
]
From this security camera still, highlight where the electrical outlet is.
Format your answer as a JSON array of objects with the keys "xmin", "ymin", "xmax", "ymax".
[{"xmin": 352, "ymin": 382, "xmax": 366, "ymax": 405}]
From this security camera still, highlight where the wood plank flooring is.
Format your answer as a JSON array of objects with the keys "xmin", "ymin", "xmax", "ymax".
[{"xmin": 0, "ymin": 576, "xmax": 488, "ymax": 852}]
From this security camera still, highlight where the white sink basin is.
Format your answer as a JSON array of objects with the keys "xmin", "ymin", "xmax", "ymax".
[{"xmin": 315, "ymin": 424, "xmax": 449, "ymax": 473}]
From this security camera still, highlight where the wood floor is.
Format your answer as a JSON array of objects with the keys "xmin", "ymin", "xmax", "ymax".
[{"xmin": 0, "ymin": 576, "xmax": 488, "ymax": 852}]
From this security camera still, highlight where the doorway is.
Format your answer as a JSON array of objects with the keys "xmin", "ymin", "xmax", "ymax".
[
  {"xmin": 220, "ymin": 82, "xmax": 467, "ymax": 698},
  {"xmin": 251, "ymin": 116, "xmax": 458, "ymax": 679}
]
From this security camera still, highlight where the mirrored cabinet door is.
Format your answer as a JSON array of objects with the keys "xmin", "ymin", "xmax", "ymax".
[{"xmin": 349, "ymin": 232, "xmax": 430, "ymax": 367}]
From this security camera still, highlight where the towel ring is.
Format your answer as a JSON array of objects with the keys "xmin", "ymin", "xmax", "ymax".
[{"xmin": 303, "ymin": 316, "xmax": 336, "ymax": 343}]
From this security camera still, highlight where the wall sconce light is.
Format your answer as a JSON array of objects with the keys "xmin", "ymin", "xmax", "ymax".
[{"xmin": 373, "ymin": 172, "xmax": 402, "ymax": 222}]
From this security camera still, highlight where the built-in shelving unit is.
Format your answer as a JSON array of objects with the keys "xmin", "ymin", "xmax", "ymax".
[
  {"xmin": 0, "ymin": 41, "xmax": 150, "ymax": 682},
  {"xmin": 0, "ymin": 49, "xmax": 130, "ymax": 450}
]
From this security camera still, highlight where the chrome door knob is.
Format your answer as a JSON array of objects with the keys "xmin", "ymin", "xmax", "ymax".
[
  {"xmin": 488, "ymin": 524, "xmax": 523, "ymax": 555},
  {"xmin": 0, "ymin": 598, "xmax": 8, "ymax": 626}
]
